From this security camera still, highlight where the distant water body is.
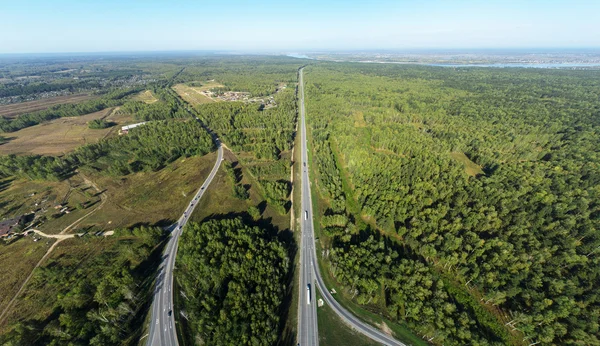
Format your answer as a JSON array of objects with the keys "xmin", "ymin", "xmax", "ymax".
[{"xmin": 428, "ymin": 63, "xmax": 600, "ymax": 69}]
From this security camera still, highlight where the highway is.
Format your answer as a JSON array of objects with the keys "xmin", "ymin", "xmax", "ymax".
[
  {"xmin": 297, "ymin": 68, "xmax": 319, "ymax": 346},
  {"xmin": 297, "ymin": 67, "xmax": 407, "ymax": 346},
  {"xmin": 146, "ymin": 141, "xmax": 223, "ymax": 346}
]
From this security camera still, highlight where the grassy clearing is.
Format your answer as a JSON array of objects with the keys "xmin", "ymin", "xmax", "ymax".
[
  {"xmin": 450, "ymin": 151, "xmax": 484, "ymax": 176},
  {"xmin": 0, "ymin": 237, "xmax": 55, "ymax": 314},
  {"xmin": 0, "ymin": 94, "xmax": 95, "ymax": 118},
  {"xmin": 79, "ymin": 153, "xmax": 218, "ymax": 232},
  {"xmin": 0, "ymin": 107, "xmax": 134, "ymax": 156},
  {"xmin": 172, "ymin": 83, "xmax": 220, "ymax": 106},
  {"xmin": 315, "ymin": 289, "xmax": 380, "ymax": 346},
  {"xmin": 190, "ymin": 149, "xmax": 289, "ymax": 232},
  {"xmin": 132, "ymin": 90, "xmax": 159, "ymax": 104}
]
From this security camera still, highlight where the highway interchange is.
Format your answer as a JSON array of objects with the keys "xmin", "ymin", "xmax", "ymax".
[{"xmin": 146, "ymin": 68, "xmax": 406, "ymax": 346}]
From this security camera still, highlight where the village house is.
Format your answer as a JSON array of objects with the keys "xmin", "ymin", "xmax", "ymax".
[{"xmin": 0, "ymin": 215, "xmax": 25, "ymax": 238}]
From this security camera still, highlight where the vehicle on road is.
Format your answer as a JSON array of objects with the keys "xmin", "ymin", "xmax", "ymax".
[
  {"xmin": 305, "ymin": 210, "xmax": 308, "ymax": 220},
  {"xmin": 307, "ymin": 284, "xmax": 311, "ymax": 305}
]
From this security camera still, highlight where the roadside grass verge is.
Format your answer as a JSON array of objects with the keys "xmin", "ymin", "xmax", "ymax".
[{"xmin": 315, "ymin": 289, "xmax": 380, "ymax": 346}]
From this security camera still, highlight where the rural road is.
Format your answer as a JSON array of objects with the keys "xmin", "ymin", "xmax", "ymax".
[
  {"xmin": 146, "ymin": 141, "xmax": 224, "ymax": 346},
  {"xmin": 297, "ymin": 67, "xmax": 407, "ymax": 346}
]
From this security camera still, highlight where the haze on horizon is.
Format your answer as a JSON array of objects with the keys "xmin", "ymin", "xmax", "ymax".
[{"xmin": 1, "ymin": 0, "xmax": 599, "ymax": 54}]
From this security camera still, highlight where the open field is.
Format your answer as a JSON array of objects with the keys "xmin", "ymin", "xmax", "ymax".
[
  {"xmin": 132, "ymin": 90, "xmax": 159, "ymax": 104},
  {"xmin": 0, "ymin": 94, "xmax": 95, "ymax": 118},
  {"xmin": 77, "ymin": 153, "xmax": 218, "ymax": 232},
  {"xmin": 0, "ymin": 107, "xmax": 134, "ymax": 156},
  {"xmin": 172, "ymin": 81, "xmax": 223, "ymax": 106},
  {"xmin": 449, "ymin": 151, "xmax": 484, "ymax": 176},
  {"xmin": 0, "ymin": 237, "xmax": 55, "ymax": 315}
]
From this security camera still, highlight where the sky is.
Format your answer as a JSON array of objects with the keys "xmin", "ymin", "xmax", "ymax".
[{"xmin": 0, "ymin": 0, "xmax": 599, "ymax": 53}]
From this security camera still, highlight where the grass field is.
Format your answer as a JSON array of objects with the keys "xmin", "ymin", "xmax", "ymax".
[
  {"xmin": 172, "ymin": 81, "xmax": 223, "ymax": 106},
  {"xmin": 0, "ymin": 237, "xmax": 55, "ymax": 315},
  {"xmin": 0, "ymin": 107, "xmax": 134, "ymax": 156},
  {"xmin": 450, "ymin": 151, "xmax": 484, "ymax": 176},
  {"xmin": 0, "ymin": 94, "xmax": 95, "ymax": 118},
  {"xmin": 132, "ymin": 90, "xmax": 159, "ymax": 104},
  {"xmin": 78, "ymin": 153, "xmax": 218, "ymax": 232},
  {"xmin": 316, "ymin": 290, "xmax": 381, "ymax": 346}
]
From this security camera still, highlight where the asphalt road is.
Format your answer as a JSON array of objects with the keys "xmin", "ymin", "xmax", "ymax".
[
  {"xmin": 297, "ymin": 67, "xmax": 407, "ymax": 346},
  {"xmin": 297, "ymin": 68, "xmax": 319, "ymax": 346},
  {"xmin": 146, "ymin": 141, "xmax": 223, "ymax": 346}
]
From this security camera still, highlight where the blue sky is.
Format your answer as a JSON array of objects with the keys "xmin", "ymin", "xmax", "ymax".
[{"xmin": 0, "ymin": 0, "xmax": 598, "ymax": 53}]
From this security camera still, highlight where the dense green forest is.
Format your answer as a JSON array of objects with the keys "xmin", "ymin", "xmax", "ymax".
[
  {"xmin": 0, "ymin": 120, "xmax": 214, "ymax": 179},
  {"xmin": 0, "ymin": 227, "xmax": 165, "ymax": 346},
  {"xmin": 305, "ymin": 64, "xmax": 600, "ymax": 345},
  {"xmin": 176, "ymin": 218, "xmax": 291, "ymax": 346}
]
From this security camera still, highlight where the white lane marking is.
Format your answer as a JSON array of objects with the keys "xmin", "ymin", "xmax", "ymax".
[{"xmin": 156, "ymin": 318, "xmax": 159, "ymax": 324}]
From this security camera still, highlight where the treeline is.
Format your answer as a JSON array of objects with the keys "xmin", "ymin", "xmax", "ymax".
[
  {"xmin": 0, "ymin": 226, "xmax": 165, "ymax": 346},
  {"xmin": 0, "ymin": 88, "xmax": 142, "ymax": 132},
  {"xmin": 0, "ymin": 120, "xmax": 215, "ymax": 180},
  {"xmin": 304, "ymin": 64, "xmax": 600, "ymax": 345},
  {"xmin": 0, "ymin": 79, "xmax": 102, "ymax": 98},
  {"xmin": 176, "ymin": 218, "xmax": 290, "ymax": 346}
]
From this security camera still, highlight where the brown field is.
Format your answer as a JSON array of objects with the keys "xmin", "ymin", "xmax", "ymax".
[
  {"xmin": 450, "ymin": 151, "xmax": 484, "ymax": 176},
  {"xmin": 0, "ymin": 107, "xmax": 134, "ymax": 156},
  {"xmin": 0, "ymin": 94, "xmax": 95, "ymax": 118},
  {"xmin": 172, "ymin": 81, "xmax": 223, "ymax": 106},
  {"xmin": 132, "ymin": 90, "xmax": 159, "ymax": 104}
]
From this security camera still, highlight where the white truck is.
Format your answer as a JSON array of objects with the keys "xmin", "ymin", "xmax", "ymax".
[{"xmin": 307, "ymin": 284, "xmax": 311, "ymax": 305}]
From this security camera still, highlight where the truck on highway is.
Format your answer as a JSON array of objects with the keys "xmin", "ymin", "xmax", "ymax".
[
  {"xmin": 305, "ymin": 210, "xmax": 308, "ymax": 220},
  {"xmin": 307, "ymin": 284, "xmax": 311, "ymax": 304}
]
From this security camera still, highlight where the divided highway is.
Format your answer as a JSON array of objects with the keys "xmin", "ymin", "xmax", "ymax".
[
  {"xmin": 146, "ymin": 141, "xmax": 223, "ymax": 346},
  {"xmin": 297, "ymin": 67, "xmax": 407, "ymax": 346},
  {"xmin": 297, "ymin": 68, "xmax": 319, "ymax": 346}
]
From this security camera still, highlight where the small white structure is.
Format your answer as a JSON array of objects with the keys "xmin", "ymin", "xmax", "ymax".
[
  {"xmin": 120, "ymin": 122, "xmax": 148, "ymax": 135},
  {"xmin": 318, "ymin": 299, "xmax": 324, "ymax": 307}
]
